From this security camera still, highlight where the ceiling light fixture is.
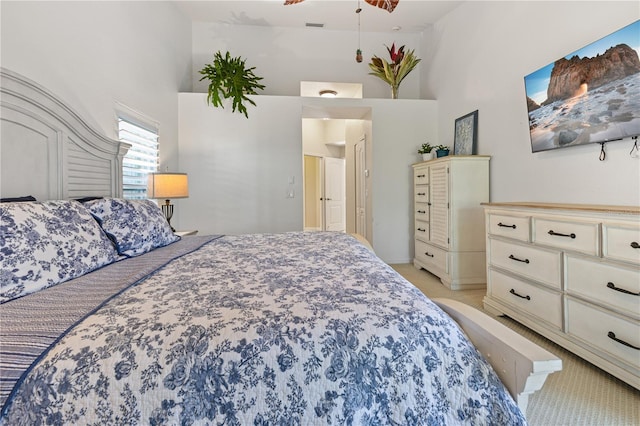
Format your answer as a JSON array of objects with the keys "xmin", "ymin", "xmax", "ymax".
[{"xmin": 319, "ymin": 90, "xmax": 338, "ymax": 98}]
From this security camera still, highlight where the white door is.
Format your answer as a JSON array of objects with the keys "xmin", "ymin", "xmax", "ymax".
[
  {"xmin": 355, "ymin": 137, "xmax": 366, "ymax": 238},
  {"xmin": 324, "ymin": 157, "xmax": 346, "ymax": 232}
]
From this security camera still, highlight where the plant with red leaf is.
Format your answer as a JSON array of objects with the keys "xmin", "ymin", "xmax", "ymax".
[{"xmin": 368, "ymin": 43, "xmax": 420, "ymax": 98}]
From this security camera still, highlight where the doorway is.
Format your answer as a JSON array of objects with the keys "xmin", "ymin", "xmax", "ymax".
[
  {"xmin": 303, "ymin": 154, "xmax": 346, "ymax": 232},
  {"xmin": 301, "ymin": 106, "xmax": 372, "ymax": 243}
]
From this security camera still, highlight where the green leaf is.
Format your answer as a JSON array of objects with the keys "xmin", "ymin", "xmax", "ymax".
[{"xmin": 199, "ymin": 51, "xmax": 265, "ymax": 118}]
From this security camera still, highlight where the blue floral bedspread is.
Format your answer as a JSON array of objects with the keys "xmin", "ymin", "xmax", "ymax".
[{"xmin": 1, "ymin": 232, "xmax": 526, "ymax": 425}]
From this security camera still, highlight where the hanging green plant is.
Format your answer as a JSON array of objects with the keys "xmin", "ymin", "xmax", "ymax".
[{"xmin": 199, "ymin": 51, "xmax": 265, "ymax": 118}]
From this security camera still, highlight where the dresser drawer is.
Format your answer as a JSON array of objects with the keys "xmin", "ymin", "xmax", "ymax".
[
  {"xmin": 415, "ymin": 220, "xmax": 429, "ymax": 241},
  {"xmin": 415, "ymin": 202, "xmax": 429, "ymax": 221},
  {"xmin": 414, "ymin": 167, "xmax": 429, "ymax": 185},
  {"xmin": 415, "ymin": 186, "xmax": 429, "ymax": 203},
  {"xmin": 489, "ymin": 238, "xmax": 562, "ymax": 289},
  {"xmin": 488, "ymin": 213, "xmax": 530, "ymax": 242},
  {"xmin": 489, "ymin": 268, "xmax": 562, "ymax": 329},
  {"xmin": 415, "ymin": 240, "xmax": 447, "ymax": 273},
  {"xmin": 603, "ymin": 223, "xmax": 640, "ymax": 264},
  {"xmin": 567, "ymin": 298, "xmax": 640, "ymax": 370},
  {"xmin": 566, "ymin": 255, "xmax": 640, "ymax": 317},
  {"xmin": 533, "ymin": 217, "xmax": 599, "ymax": 256}
]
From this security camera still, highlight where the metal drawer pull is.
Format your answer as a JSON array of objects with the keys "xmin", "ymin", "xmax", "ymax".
[
  {"xmin": 509, "ymin": 289, "xmax": 531, "ymax": 300},
  {"xmin": 509, "ymin": 254, "xmax": 529, "ymax": 264},
  {"xmin": 631, "ymin": 241, "xmax": 640, "ymax": 249},
  {"xmin": 497, "ymin": 222, "xmax": 516, "ymax": 229},
  {"xmin": 417, "ymin": 192, "xmax": 426, "ymax": 196},
  {"xmin": 417, "ymin": 210, "xmax": 426, "ymax": 214},
  {"xmin": 548, "ymin": 230, "xmax": 576, "ymax": 239},
  {"xmin": 417, "ymin": 174, "xmax": 426, "ymax": 178},
  {"xmin": 417, "ymin": 228, "xmax": 426, "ymax": 232},
  {"xmin": 424, "ymin": 252, "xmax": 434, "ymax": 258},
  {"xmin": 607, "ymin": 332, "xmax": 640, "ymax": 350},
  {"xmin": 606, "ymin": 282, "xmax": 640, "ymax": 296}
]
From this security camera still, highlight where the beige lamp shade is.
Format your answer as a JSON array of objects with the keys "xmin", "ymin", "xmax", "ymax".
[{"xmin": 147, "ymin": 173, "xmax": 189, "ymax": 199}]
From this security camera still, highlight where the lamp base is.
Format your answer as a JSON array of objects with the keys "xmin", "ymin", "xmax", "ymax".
[{"xmin": 161, "ymin": 200, "xmax": 175, "ymax": 232}]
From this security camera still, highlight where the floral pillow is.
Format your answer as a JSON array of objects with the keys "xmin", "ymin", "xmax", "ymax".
[
  {"xmin": 0, "ymin": 200, "xmax": 119, "ymax": 303},
  {"xmin": 84, "ymin": 198, "xmax": 179, "ymax": 257}
]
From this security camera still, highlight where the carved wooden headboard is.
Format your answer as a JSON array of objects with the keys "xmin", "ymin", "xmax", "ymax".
[{"xmin": 0, "ymin": 68, "xmax": 130, "ymax": 200}]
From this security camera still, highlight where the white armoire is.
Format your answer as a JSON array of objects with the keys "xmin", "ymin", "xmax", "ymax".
[{"xmin": 412, "ymin": 156, "xmax": 490, "ymax": 290}]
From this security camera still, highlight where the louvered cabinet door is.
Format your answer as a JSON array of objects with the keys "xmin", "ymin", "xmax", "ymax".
[{"xmin": 429, "ymin": 162, "xmax": 449, "ymax": 249}]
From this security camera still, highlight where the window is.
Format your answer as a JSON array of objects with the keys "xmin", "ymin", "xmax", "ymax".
[{"xmin": 118, "ymin": 113, "xmax": 159, "ymax": 200}]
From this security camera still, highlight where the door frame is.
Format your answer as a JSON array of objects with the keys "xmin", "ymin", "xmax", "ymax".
[{"xmin": 354, "ymin": 135, "xmax": 367, "ymax": 239}]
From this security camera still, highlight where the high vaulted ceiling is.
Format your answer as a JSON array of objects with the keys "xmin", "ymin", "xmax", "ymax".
[{"xmin": 174, "ymin": 0, "xmax": 463, "ymax": 33}]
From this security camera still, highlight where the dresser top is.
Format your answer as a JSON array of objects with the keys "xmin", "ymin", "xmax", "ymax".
[
  {"xmin": 412, "ymin": 155, "xmax": 490, "ymax": 166},
  {"xmin": 482, "ymin": 202, "xmax": 640, "ymax": 215}
]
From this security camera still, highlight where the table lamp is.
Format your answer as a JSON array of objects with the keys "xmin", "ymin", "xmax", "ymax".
[{"xmin": 147, "ymin": 172, "xmax": 189, "ymax": 232}]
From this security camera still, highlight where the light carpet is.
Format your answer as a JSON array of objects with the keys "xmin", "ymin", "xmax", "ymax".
[{"xmin": 391, "ymin": 264, "xmax": 640, "ymax": 426}]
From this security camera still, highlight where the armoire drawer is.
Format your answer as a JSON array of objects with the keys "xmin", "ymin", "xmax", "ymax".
[
  {"xmin": 415, "ymin": 220, "xmax": 429, "ymax": 241},
  {"xmin": 488, "ymin": 213, "xmax": 530, "ymax": 242},
  {"xmin": 603, "ymin": 223, "xmax": 640, "ymax": 264},
  {"xmin": 489, "ymin": 238, "xmax": 562, "ymax": 289},
  {"xmin": 533, "ymin": 217, "xmax": 599, "ymax": 256},
  {"xmin": 566, "ymin": 298, "xmax": 640, "ymax": 370},
  {"xmin": 489, "ymin": 268, "xmax": 562, "ymax": 329},
  {"xmin": 415, "ymin": 186, "xmax": 429, "ymax": 203},
  {"xmin": 414, "ymin": 168, "xmax": 429, "ymax": 185},
  {"xmin": 565, "ymin": 254, "xmax": 640, "ymax": 318},
  {"xmin": 415, "ymin": 202, "xmax": 429, "ymax": 221},
  {"xmin": 415, "ymin": 240, "xmax": 447, "ymax": 273}
]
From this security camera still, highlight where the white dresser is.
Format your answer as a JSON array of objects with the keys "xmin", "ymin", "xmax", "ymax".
[
  {"xmin": 412, "ymin": 156, "xmax": 489, "ymax": 290},
  {"xmin": 483, "ymin": 202, "xmax": 640, "ymax": 389}
]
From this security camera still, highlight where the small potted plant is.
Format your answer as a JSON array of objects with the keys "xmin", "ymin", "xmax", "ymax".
[
  {"xmin": 418, "ymin": 143, "xmax": 435, "ymax": 161},
  {"xmin": 435, "ymin": 144, "xmax": 450, "ymax": 158}
]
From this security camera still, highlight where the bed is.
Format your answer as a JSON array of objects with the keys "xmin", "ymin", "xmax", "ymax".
[{"xmin": 0, "ymin": 68, "xmax": 561, "ymax": 424}]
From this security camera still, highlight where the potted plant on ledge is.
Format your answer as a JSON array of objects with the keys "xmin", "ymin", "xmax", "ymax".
[
  {"xmin": 199, "ymin": 51, "xmax": 265, "ymax": 118},
  {"xmin": 435, "ymin": 145, "xmax": 450, "ymax": 158},
  {"xmin": 418, "ymin": 143, "xmax": 435, "ymax": 161}
]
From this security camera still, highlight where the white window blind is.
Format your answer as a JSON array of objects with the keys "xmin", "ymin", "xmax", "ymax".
[{"xmin": 118, "ymin": 117, "xmax": 159, "ymax": 199}]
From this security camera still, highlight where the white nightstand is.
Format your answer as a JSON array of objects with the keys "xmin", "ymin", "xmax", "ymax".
[{"xmin": 175, "ymin": 230, "xmax": 198, "ymax": 237}]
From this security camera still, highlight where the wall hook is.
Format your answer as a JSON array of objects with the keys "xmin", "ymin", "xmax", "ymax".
[{"xmin": 630, "ymin": 136, "xmax": 639, "ymax": 158}]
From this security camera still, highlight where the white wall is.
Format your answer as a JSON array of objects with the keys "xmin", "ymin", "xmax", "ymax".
[
  {"xmin": 428, "ymin": 1, "xmax": 640, "ymax": 206},
  {"xmin": 302, "ymin": 119, "xmax": 345, "ymax": 158},
  {"xmin": 192, "ymin": 22, "xmax": 424, "ymax": 100},
  {"xmin": 179, "ymin": 94, "xmax": 437, "ymax": 263},
  {"xmin": 368, "ymin": 99, "xmax": 438, "ymax": 262},
  {"xmin": 178, "ymin": 94, "xmax": 305, "ymax": 235},
  {"xmin": 0, "ymin": 1, "xmax": 192, "ymax": 173}
]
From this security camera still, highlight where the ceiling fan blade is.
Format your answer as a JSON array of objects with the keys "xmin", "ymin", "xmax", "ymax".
[
  {"xmin": 284, "ymin": 0, "xmax": 398, "ymax": 13},
  {"xmin": 365, "ymin": 0, "xmax": 399, "ymax": 13}
]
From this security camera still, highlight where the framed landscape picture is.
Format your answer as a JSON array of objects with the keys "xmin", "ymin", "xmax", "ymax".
[{"xmin": 454, "ymin": 110, "xmax": 478, "ymax": 155}]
